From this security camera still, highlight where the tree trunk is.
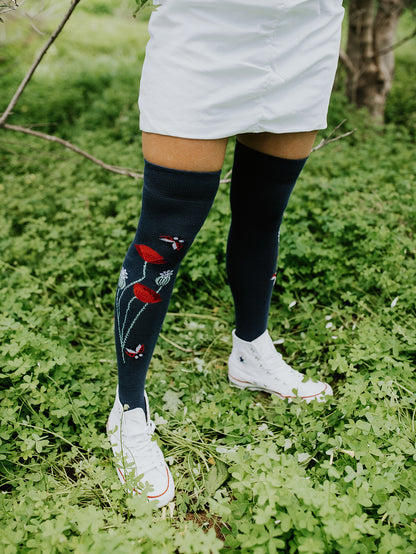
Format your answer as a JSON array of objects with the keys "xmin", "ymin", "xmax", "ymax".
[{"xmin": 343, "ymin": 0, "xmax": 405, "ymax": 122}]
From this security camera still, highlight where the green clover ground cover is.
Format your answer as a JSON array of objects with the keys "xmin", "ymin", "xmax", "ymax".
[{"xmin": 1, "ymin": 2, "xmax": 416, "ymax": 552}]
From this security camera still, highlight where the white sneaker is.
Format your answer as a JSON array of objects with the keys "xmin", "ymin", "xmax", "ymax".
[
  {"xmin": 228, "ymin": 330, "xmax": 333, "ymax": 403},
  {"xmin": 107, "ymin": 389, "xmax": 174, "ymax": 508}
]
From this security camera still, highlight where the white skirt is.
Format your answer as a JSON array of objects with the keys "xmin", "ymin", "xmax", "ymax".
[{"xmin": 139, "ymin": 0, "xmax": 345, "ymax": 139}]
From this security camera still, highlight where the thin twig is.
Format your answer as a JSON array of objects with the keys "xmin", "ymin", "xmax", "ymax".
[
  {"xmin": 220, "ymin": 168, "xmax": 232, "ymax": 184},
  {"xmin": 28, "ymin": 18, "xmax": 47, "ymax": 36},
  {"xmin": 338, "ymin": 50, "xmax": 356, "ymax": 76},
  {"xmin": 0, "ymin": 0, "xmax": 81, "ymax": 125},
  {"xmin": 165, "ymin": 312, "xmax": 225, "ymax": 322},
  {"xmin": 375, "ymin": 27, "xmax": 416, "ymax": 56},
  {"xmin": 0, "ymin": 0, "xmax": 26, "ymax": 16},
  {"xmin": 3, "ymin": 123, "xmax": 143, "ymax": 179},
  {"xmin": 325, "ymin": 119, "xmax": 348, "ymax": 140},
  {"xmin": 159, "ymin": 333, "xmax": 194, "ymax": 352},
  {"xmin": 311, "ymin": 120, "xmax": 356, "ymax": 152},
  {"xmin": 311, "ymin": 130, "xmax": 356, "ymax": 152}
]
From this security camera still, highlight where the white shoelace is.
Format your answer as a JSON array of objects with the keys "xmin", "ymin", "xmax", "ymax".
[
  {"xmin": 121, "ymin": 415, "xmax": 165, "ymax": 474},
  {"xmin": 262, "ymin": 350, "xmax": 304, "ymax": 386}
]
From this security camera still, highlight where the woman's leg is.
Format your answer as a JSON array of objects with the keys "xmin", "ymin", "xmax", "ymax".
[
  {"xmin": 116, "ymin": 133, "xmax": 228, "ymax": 412},
  {"xmin": 108, "ymin": 134, "xmax": 228, "ymax": 508},
  {"xmin": 227, "ymin": 131, "xmax": 316, "ymax": 341},
  {"xmin": 226, "ymin": 131, "xmax": 332, "ymax": 402}
]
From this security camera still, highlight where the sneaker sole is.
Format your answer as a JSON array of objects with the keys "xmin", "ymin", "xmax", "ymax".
[
  {"xmin": 228, "ymin": 374, "xmax": 332, "ymax": 403},
  {"xmin": 116, "ymin": 464, "xmax": 174, "ymax": 508}
]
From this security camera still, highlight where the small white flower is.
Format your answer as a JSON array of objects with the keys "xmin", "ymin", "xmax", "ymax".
[
  {"xmin": 391, "ymin": 296, "xmax": 399, "ymax": 308},
  {"xmin": 326, "ymin": 321, "xmax": 334, "ymax": 329},
  {"xmin": 118, "ymin": 267, "xmax": 128, "ymax": 289},
  {"xmin": 194, "ymin": 358, "xmax": 205, "ymax": 373},
  {"xmin": 274, "ymin": 338, "xmax": 285, "ymax": 345},
  {"xmin": 325, "ymin": 315, "xmax": 332, "ymax": 321},
  {"xmin": 297, "ymin": 453, "xmax": 311, "ymax": 464},
  {"xmin": 289, "ymin": 300, "xmax": 297, "ymax": 309},
  {"xmin": 284, "ymin": 438, "xmax": 292, "ymax": 450},
  {"xmin": 155, "ymin": 269, "xmax": 174, "ymax": 287}
]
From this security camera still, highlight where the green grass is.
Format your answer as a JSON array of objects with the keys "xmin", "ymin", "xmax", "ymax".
[{"xmin": 1, "ymin": 1, "xmax": 416, "ymax": 552}]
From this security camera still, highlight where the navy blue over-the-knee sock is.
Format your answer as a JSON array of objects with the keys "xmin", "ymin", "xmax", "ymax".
[
  {"xmin": 115, "ymin": 161, "xmax": 220, "ymax": 411},
  {"xmin": 226, "ymin": 140, "xmax": 307, "ymax": 342}
]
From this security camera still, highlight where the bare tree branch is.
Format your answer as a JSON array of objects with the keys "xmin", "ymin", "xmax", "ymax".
[
  {"xmin": 159, "ymin": 333, "xmax": 194, "ymax": 353},
  {"xmin": 220, "ymin": 168, "xmax": 232, "ymax": 184},
  {"xmin": 0, "ymin": 0, "xmax": 143, "ymax": 179},
  {"xmin": 3, "ymin": 118, "xmax": 354, "ymax": 180},
  {"xmin": 311, "ymin": 129, "xmax": 356, "ymax": 152},
  {"xmin": 28, "ymin": 17, "xmax": 47, "ymax": 36},
  {"xmin": 0, "ymin": 0, "xmax": 81, "ymax": 126},
  {"xmin": 375, "ymin": 26, "xmax": 416, "ymax": 56},
  {"xmin": 3, "ymin": 123, "xmax": 143, "ymax": 179},
  {"xmin": 341, "ymin": 5, "xmax": 414, "ymax": 70},
  {"xmin": 339, "ymin": 50, "xmax": 356, "ymax": 77},
  {"xmin": 311, "ymin": 120, "xmax": 356, "ymax": 152},
  {"xmin": 0, "ymin": 0, "xmax": 26, "ymax": 17}
]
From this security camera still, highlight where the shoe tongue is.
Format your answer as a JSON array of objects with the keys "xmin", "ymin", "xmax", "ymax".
[
  {"xmin": 123, "ymin": 406, "xmax": 148, "ymax": 434},
  {"xmin": 251, "ymin": 330, "xmax": 278, "ymax": 358}
]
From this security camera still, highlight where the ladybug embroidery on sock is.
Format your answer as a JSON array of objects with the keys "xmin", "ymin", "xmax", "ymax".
[
  {"xmin": 160, "ymin": 235, "xmax": 185, "ymax": 251},
  {"xmin": 271, "ymin": 272, "xmax": 277, "ymax": 285},
  {"xmin": 125, "ymin": 344, "xmax": 145, "ymax": 359}
]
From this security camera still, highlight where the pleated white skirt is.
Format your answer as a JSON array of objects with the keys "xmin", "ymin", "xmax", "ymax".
[{"xmin": 139, "ymin": 0, "xmax": 344, "ymax": 139}]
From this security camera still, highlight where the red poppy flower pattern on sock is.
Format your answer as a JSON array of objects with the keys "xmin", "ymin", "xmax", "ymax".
[
  {"xmin": 115, "ymin": 242, "xmax": 180, "ymax": 363},
  {"xmin": 133, "ymin": 283, "xmax": 162, "ymax": 304},
  {"xmin": 135, "ymin": 244, "xmax": 166, "ymax": 264}
]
